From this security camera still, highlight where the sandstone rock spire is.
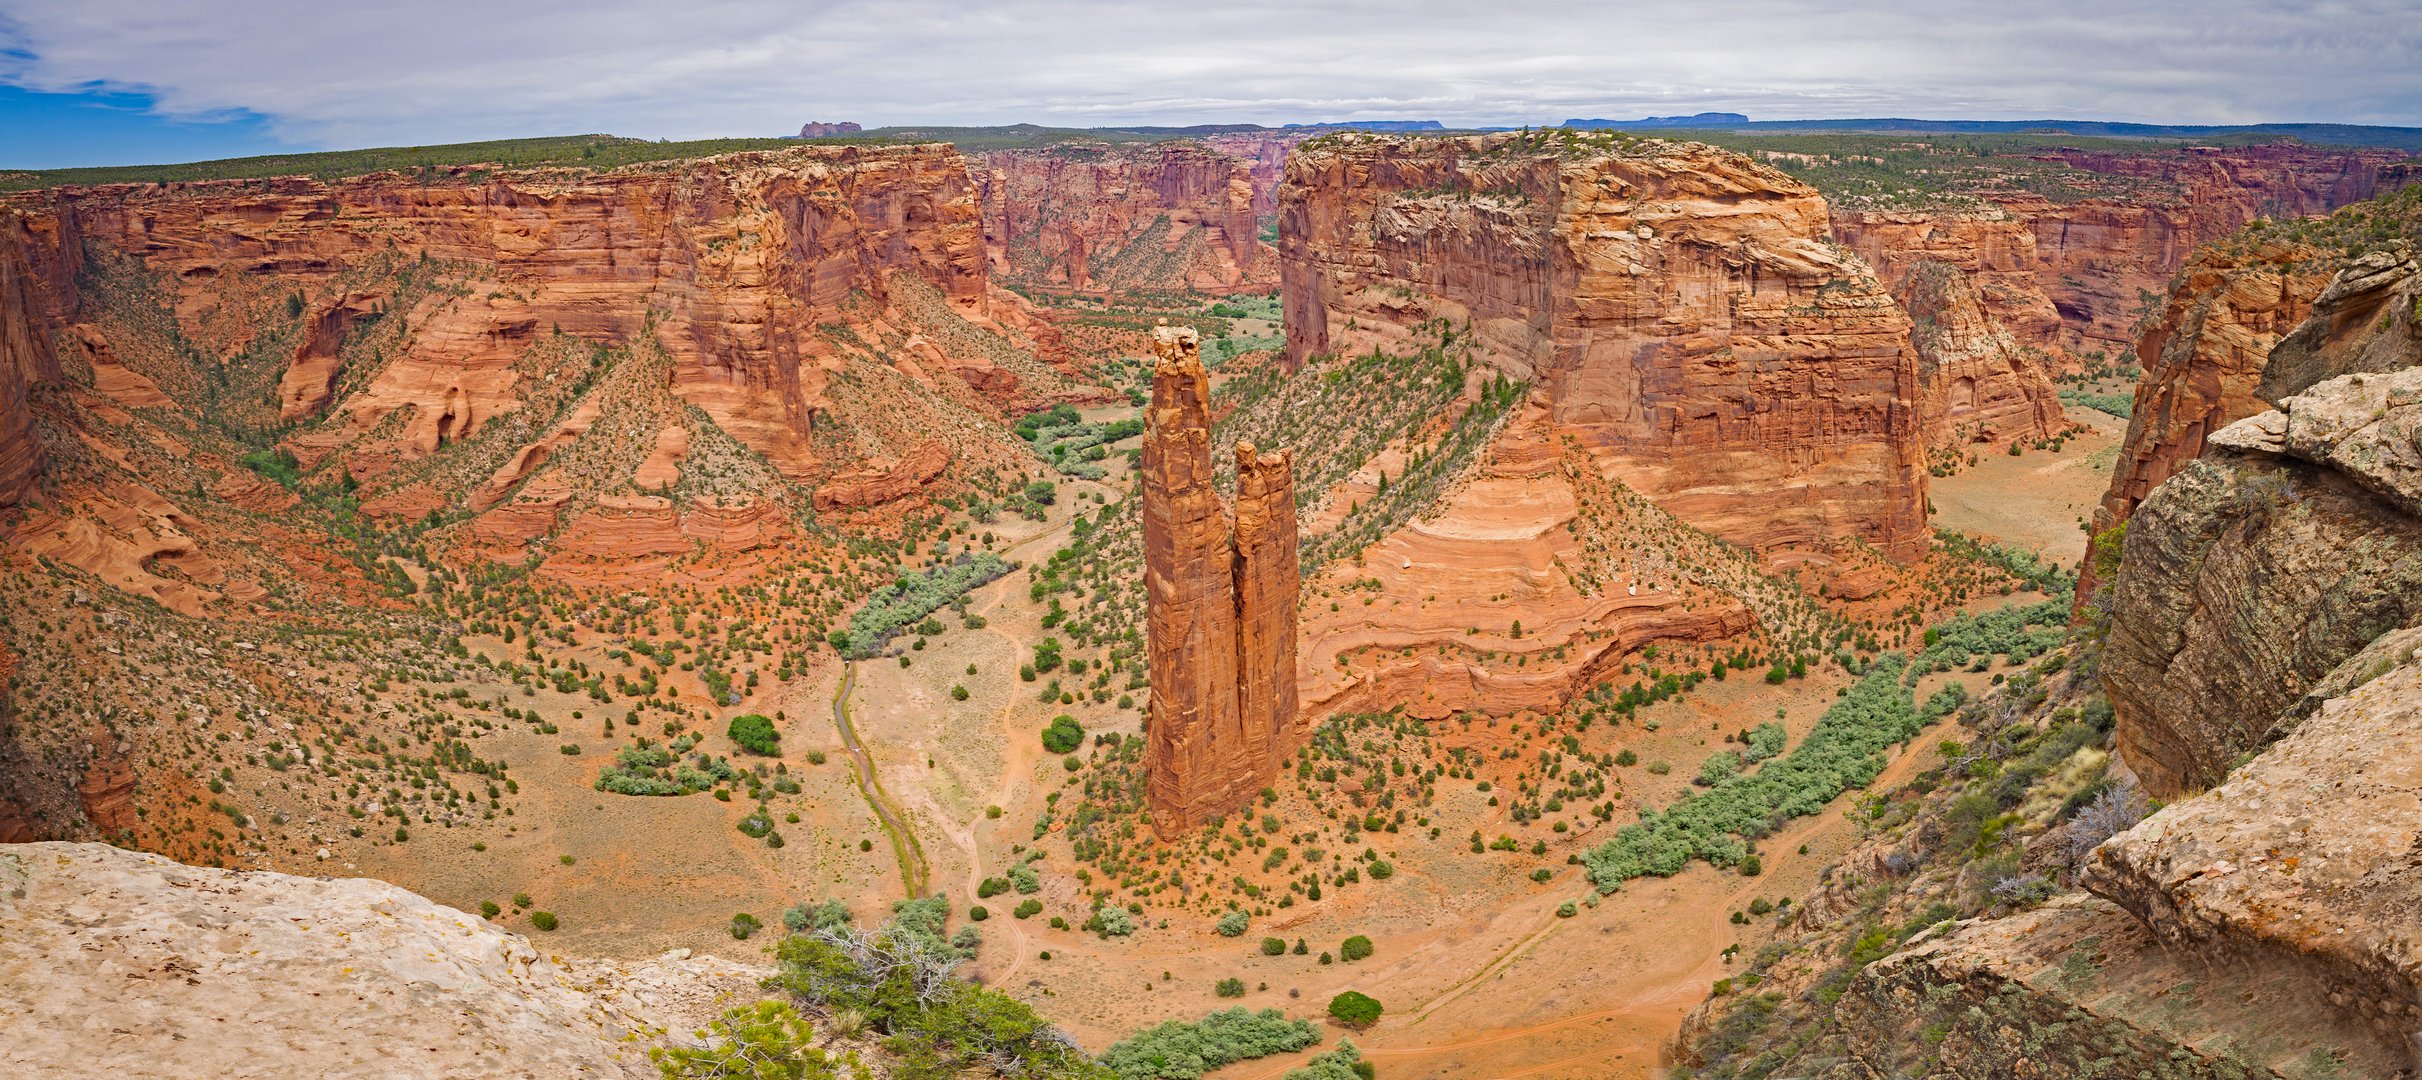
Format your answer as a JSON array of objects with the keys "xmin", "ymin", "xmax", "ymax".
[{"xmin": 1142, "ymin": 323, "xmax": 1299, "ymax": 836}]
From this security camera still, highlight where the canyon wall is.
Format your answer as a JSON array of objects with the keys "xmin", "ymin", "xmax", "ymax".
[
  {"xmin": 2073, "ymin": 236, "xmax": 2333, "ymax": 605},
  {"xmin": 1278, "ymin": 132, "xmax": 1928, "ymax": 562},
  {"xmin": 1895, "ymin": 259, "xmax": 2064, "ymax": 453},
  {"xmin": 0, "ymin": 211, "xmax": 58, "ymax": 506},
  {"xmin": 2100, "ymin": 253, "xmax": 2422, "ymax": 797},
  {"xmin": 979, "ymin": 143, "xmax": 1269, "ymax": 294},
  {"xmin": 1835, "ymin": 145, "xmax": 2417, "ymax": 363},
  {"xmin": 1201, "ymin": 132, "xmax": 1317, "ymax": 219},
  {"xmin": 5, "ymin": 143, "xmax": 992, "ymax": 485},
  {"xmin": 1142, "ymin": 325, "xmax": 1299, "ymax": 835}
]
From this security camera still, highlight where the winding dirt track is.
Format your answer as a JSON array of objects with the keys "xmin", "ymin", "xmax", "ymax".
[{"xmin": 830, "ymin": 663, "xmax": 929, "ymax": 897}]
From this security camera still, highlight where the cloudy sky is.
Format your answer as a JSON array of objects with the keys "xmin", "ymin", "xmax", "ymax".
[{"xmin": 4, "ymin": 0, "xmax": 2419, "ymax": 168}]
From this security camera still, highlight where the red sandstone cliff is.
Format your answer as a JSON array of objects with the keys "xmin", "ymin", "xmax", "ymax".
[
  {"xmin": 1835, "ymin": 144, "xmax": 2414, "ymax": 363},
  {"xmin": 0, "ymin": 211, "xmax": 57, "ymax": 506},
  {"xmin": 979, "ymin": 143, "xmax": 1269, "ymax": 294},
  {"xmin": 1232, "ymin": 440, "xmax": 1301, "ymax": 773},
  {"xmin": 2090, "ymin": 239, "xmax": 2330, "ymax": 536},
  {"xmin": 1897, "ymin": 260, "xmax": 2064, "ymax": 453},
  {"xmin": 1278, "ymin": 131, "xmax": 1928, "ymax": 562},
  {"xmin": 1201, "ymin": 132, "xmax": 1317, "ymax": 220},
  {"xmin": 1143, "ymin": 325, "xmax": 1298, "ymax": 835},
  {"xmin": 1, "ymin": 145, "xmax": 1075, "ymax": 585},
  {"xmin": 7, "ymin": 144, "xmax": 992, "ymax": 486}
]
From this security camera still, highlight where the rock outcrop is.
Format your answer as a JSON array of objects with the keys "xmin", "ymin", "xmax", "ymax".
[
  {"xmin": 2083, "ymin": 633, "xmax": 2422, "ymax": 1070},
  {"xmin": 1834, "ymin": 144, "xmax": 2416, "ymax": 361},
  {"xmin": 980, "ymin": 143, "xmax": 1269, "ymax": 293},
  {"xmin": 2102, "ymin": 356, "xmax": 2422, "ymax": 797},
  {"xmin": 2082, "ymin": 237, "xmax": 2332, "ymax": 590},
  {"xmin": 0, "ymin": 210, "xmax": 56, "ymax": 506},
  {"xmin": 0, "ymin": 842, "xmax": 764, "ymax": 1079},
  {"xmin": 6, "ymin": 143, "xmax": 994, "ymax": 487},
  {"xmin": 1834, "ymin": 894, "xmax": 2410, "ymax": 1078},
  {"xmin": 1896, "ymin": 259, "xmax": 2064, "ymax": 453},
  {"xmin": 1278, "ymin": 132, "xmax": 1928, "ymax": 562},
  {"xmin": 1143, "ymin": 325, "xmax": 1299, "ymax": 835}
]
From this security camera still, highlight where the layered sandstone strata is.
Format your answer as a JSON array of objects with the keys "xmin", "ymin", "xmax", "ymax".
[
  {"xmin": 0, "ymin": 211, "xmax": 57, "ymax": 506},
  {"xmin": 2074, "ymin": 237, "xmax": 2332, "ymax": 605},
  {"xmin": 1295, "ymin": 412, "xmax": 1758, "ymax": 719},
  {"xmin": 2083, "ymin": 631, "xmax": 2422, "ymax": 1067},
  {"xmin": 1143, "ymin": 325, "xmax": 1299, "ymax": 835},
  {"xmin": 4, "ymin": 143, "xmax": 992, "ymax": 485},
  {"xmin": 1201, "ymin": 132, "xmax": 1318, "ymax": 218},
  {"xmin": 1896, "ymin": 260, "xmax": 2063, "ymax": 452},
  {"xmin": 1278, "ymin": 132, "xmax": 1927, "ymax": 561},
  {"xmin": 980, "ymin": 142, "xmax": 1268, "ymax": 293},
  {"xmin": 2102, "ymin": 356, "xmax": 2422, "ymax": 797},
  {"xmin": 1834, "ymin": 895, "xmax": 2410, "ymax": 1078}
]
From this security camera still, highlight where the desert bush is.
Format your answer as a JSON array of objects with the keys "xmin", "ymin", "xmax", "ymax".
[
  {"xmin": 1216, "ymin": 910, "xmax": 1249, "ymax": 937},
  {"xmin": 840, "ymin": 554, "xmax": 1013, "ymax": 658},
  {"xmin": 1584, "ymin": 658, "xmax": 1923, "ymax": 891},
  {"xmin": 1097, "ymin": 1007, "xmax": 1320, "ymax": 1080},
  {"xmin": 728, "ymin": 714, "xmax": 779, "ymax": 755},
  {"xmin": 1338, "ymin": 935, "xmax": 1373, "ymax": 962},
  {"xmin": 649, "ymin": 999, "xmax": 842, "ymax": 1080},
  {"xmin": 1326, "ymin": 991, "xmax": 1382, "ymax": 1028},
  {"xmin": 1042, "ymin": 716, "xmax": 1085, "ymax": 754},
  {"xmin": 1283, "ymin": 1040, "xmax": 1369, "ymax": 1080}
]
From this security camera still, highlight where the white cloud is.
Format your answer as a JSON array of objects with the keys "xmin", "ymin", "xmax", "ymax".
[{"xmin": 2, "ymin": 0, "xmax": 2418, "ymax": 147}]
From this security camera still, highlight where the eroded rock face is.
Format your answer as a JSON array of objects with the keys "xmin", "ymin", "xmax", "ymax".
[
  {"xmin": 2083, "ymin": 238, "xmax": 2332, "ymax": 586},
  {"xmin": 2103, "ymin": 359, "xmax": 2422, "ymax": 797},
  {"xmin": 2084, "ymin": 635, "xmax": 2422, "ymax": 1067},
  {"xmin": 1232, "ymin": 440, "xmax": 1302, "ymax": 781},
  {"xmin": 1833, "ymin": 895, "xmax": 2410, "ymax": 1078},
  {"xmin": 1836, "ymin": 144, "xmax": 2415, "ymax": 360},
  {"xmin": 5, "ymin": 143, "xmax": 991, "ymax": 484},
  {"xmin": 2259, "ymin": 245, "xmax": 2422, "ymax": 401},
  {"xmin": 980, "ymin": 143, "xmax": 1268, "ymax": 293},
  {"xmin": 0, "ymin": 842, "xmax": 762, "ymax": 1079},
  {"xmin": 1896, "ymin": 259, "xmax": 2064, "ymax": 453},
  {"xmin": 1143, "ymin": 325, "xmax": 1298, "ymax": 835},
  {"xmin": 0, "ymin": 210, "xmax": 56, "ymax": 506},
  {"xmin": 1279, "ymin": 133, "xmax": 1928, "ymax": 562}
]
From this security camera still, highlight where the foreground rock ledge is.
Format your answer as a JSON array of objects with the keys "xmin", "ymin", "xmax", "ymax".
[{"xmin": 0, "ymin": 843, "xmax": 758, "ymax": 1079}]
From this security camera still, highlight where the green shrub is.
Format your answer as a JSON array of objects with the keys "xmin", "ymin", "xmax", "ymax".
[
  {"xmin": 1014, "ymin": 898, "xmax": 1044, "ymax": 919},
  {"xmin": 1282, "ymin": 1040, "xmax": 1368, "ymax": 1080},
  {"xmin": 1097, "ymin": 1006, "xmax": 1320, "ymax": 1080},
  {"xmin": 1339, "ymin": 935, "xmax": 1373, "ymax": 962},
  {"xmin": 1042, "ymin": 715, "xmax": 1085, "ymax": 754},
  {"xmin": 1584, "ymin": 658, "xmax": 1923, "ymax": 891},
  {"xmin": 478, "ymin": 900, "xmax": 500, "ymax": 919},
  {"xmin": 1089, "ymin": 904, "xmax": 1135, "ymax": 938},
  {"xmin": 730, "ymin": 912, "xmax": 763, "ymax": 940},
  {"xmin": 649, "ymin": 1000, "xmax": 841, "ymax": 1079},
  {"xmin": 838, "ymin": 554, "xmax": 1015, "ymax": 659},
  {"xmin": 1216, "ymin": 910, "xmax": 1249, "ymax": 937},
  {"xmin": 1214, "ymin": 978, "xmax": 1247, "ymax": 998},
  {"xmin": 529, "ymin": 911, "xmax": 559, "ymax": 932},
  {"xmin": 1326, "ymin": 991, "xmax": 1382, "ymax": 1028},
  {"xmin": 1261, "ymin": 937, "xmax": 1287, "ymax": 956},
  {"xmin": 727, "ymin": 714, "xmax": 779, "ymax": 755},
  {"xmin": 767, "ymin": 906, "xmax": 1096, "ymax": 1079}
]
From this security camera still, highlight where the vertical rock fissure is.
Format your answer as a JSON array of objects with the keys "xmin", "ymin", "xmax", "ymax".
[{"xmin": 1143, "ymin": 323, "xmax": 1298, "ymax": 836}]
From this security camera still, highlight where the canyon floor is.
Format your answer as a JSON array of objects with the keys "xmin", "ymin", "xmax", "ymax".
[{"xmin": 305, "ymin": 396, "xmax": 2109, "ymax": 1079}]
